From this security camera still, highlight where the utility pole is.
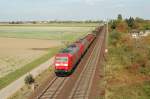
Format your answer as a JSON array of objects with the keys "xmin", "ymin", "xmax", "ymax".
[{"xmin": 105, "ymin": 19, "xmax": 109, "ymax": 53}]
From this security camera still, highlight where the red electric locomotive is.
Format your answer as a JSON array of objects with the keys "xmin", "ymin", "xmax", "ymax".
[{"xmin": 54, "ymin": 33, "xmax": 96, "ymax": 74}]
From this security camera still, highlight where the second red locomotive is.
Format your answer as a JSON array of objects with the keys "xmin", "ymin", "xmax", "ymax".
[{"xmin": 54, "ymin": 33, "xmax": 96, "ymax": 74}]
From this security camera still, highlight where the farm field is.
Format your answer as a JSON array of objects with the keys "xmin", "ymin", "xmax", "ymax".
[
  {"xmin": 0, "ymin": 37, "xmax": 61, "ymax": 78},
  {"xmin": 0, "ymin": 23, "xmax": 97, "ymax": 89},
  {"xmin": 0, "ymin": 23, "xmax": 96, "ymax": 41}
]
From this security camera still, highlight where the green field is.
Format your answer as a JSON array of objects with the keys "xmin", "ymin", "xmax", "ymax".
[{"xmin": 0, "ymin": 23, "xmax": 97, "ymax": 41}]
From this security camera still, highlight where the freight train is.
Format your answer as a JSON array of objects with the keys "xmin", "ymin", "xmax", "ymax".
[{"xmin": 54, "ymin": 33, "xmax": 96, "ymax": 75}]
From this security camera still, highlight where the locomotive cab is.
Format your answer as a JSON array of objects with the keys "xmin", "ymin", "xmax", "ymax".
[{"xmin": 54, "ymin": 53, "xmax": 71, "ymax": 73}]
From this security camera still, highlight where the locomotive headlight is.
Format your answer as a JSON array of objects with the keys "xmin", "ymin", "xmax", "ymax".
[
  {"xmin": 55, "ymin": 63, "xmax": 60, "ymax": 66},
  {"xmin": 63, "ymin": 64, "xmax": 68, "ymax": 66}
]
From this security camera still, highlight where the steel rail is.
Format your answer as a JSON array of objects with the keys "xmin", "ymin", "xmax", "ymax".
[{"xmin": 68, "ymin": 29, "xmax": 105, "ymax": 99}]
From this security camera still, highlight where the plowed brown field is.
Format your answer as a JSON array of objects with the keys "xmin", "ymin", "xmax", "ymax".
[{"xmin": 0, "ymin": 37, "xmax": 61, "ymax": 77}]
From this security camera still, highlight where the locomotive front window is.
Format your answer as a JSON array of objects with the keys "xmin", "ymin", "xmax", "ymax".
[{"xmin": 56, "ymin": 57, "xmax": 68, "ymax": 62}]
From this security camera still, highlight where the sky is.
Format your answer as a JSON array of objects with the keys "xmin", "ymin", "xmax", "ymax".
[{"xmin": 0, "ymin": 0, "xmax": 150, "ymax": 21}]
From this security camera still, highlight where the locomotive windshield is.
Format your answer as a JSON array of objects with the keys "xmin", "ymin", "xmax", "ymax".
[{"xmin": 56, "ymin": 57, "xmax": 68, "ymax": 62}]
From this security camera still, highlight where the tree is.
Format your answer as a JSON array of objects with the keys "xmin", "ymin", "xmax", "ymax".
[
  {"xmin": 110, "ymin": 20, "xmax": 117, "ymax": 30},
  {"xmin": 116, "ymin": 21, "xmax": 128, "ymax": 33},
  {"xmin": 32, "ymin": 21, "xmax": 37, "ymax": 24},
  {"xmin": 126, "ymin": 17, "xmax": 135, "ymax": 29},
  {"xmin": 117, "ymin": 14, "xmax": 123, "ymax": 21}
]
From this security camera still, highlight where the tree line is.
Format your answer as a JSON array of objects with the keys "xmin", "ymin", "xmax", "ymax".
[
  {"xmin": 109, "ymin": 14, "xmax": 150, "ymax": 33},
  {"xmin": 7, "ymin": 20, "xmax": 103, "ymax": 24}
]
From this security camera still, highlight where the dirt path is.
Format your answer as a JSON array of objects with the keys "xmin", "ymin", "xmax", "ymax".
[{"xmin": 0, "ymin": 57, "xmax": 54, "ymax": 99}]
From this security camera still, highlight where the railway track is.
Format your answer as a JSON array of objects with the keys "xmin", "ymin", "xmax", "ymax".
[
  {"xmin": 37, "ymin": 77, "xmax": 69, "ymax": 99},
  {"xmin": 68, "ymin": 28, "xmax": 105, "ymax": 99},
  {"xmin": 31, "ymin": 26, "xmax": 106, "ymax": 99}
]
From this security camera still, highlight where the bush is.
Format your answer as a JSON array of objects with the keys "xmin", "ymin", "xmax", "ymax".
[
  {"xmin": 142, "ymin": 81, "xmax": 150, "ymax": 97},
  {"xmin": 109, "ymin": 31, "xmax": 122, "ymax": 47},
  {"xmin": 24, "ymin": 74, "xmax": 35, "ymax": 85}
]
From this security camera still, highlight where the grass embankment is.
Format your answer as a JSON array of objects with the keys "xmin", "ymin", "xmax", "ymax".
[
  {"xmin": 9, "ymin": 69, "xmax": 53, "ymax": 99},
  {"xmin": 0, "ymin": 47, "xmax": 60, "ymax": 89},
  {"xmin": 105, "ymin": 31, "xmax": 150, "ymax": 99}
]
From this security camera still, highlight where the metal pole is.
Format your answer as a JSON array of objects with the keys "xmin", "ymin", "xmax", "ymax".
[{"xmin": 105, "ymin": 19, "xmax": 109, "ymax": 52}]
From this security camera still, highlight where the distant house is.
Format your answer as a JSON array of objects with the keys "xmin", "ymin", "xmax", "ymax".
[
  {"xmin": 130, "ymin": 29, "xmax": 150, "ymax": 38},
  {"xmin": 130, "ymin": 30, "xmax": 140, "ymax": 38},
  {"xmin": 143, "ymin": 30, "xmax": 150, "ymax": 36}
]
